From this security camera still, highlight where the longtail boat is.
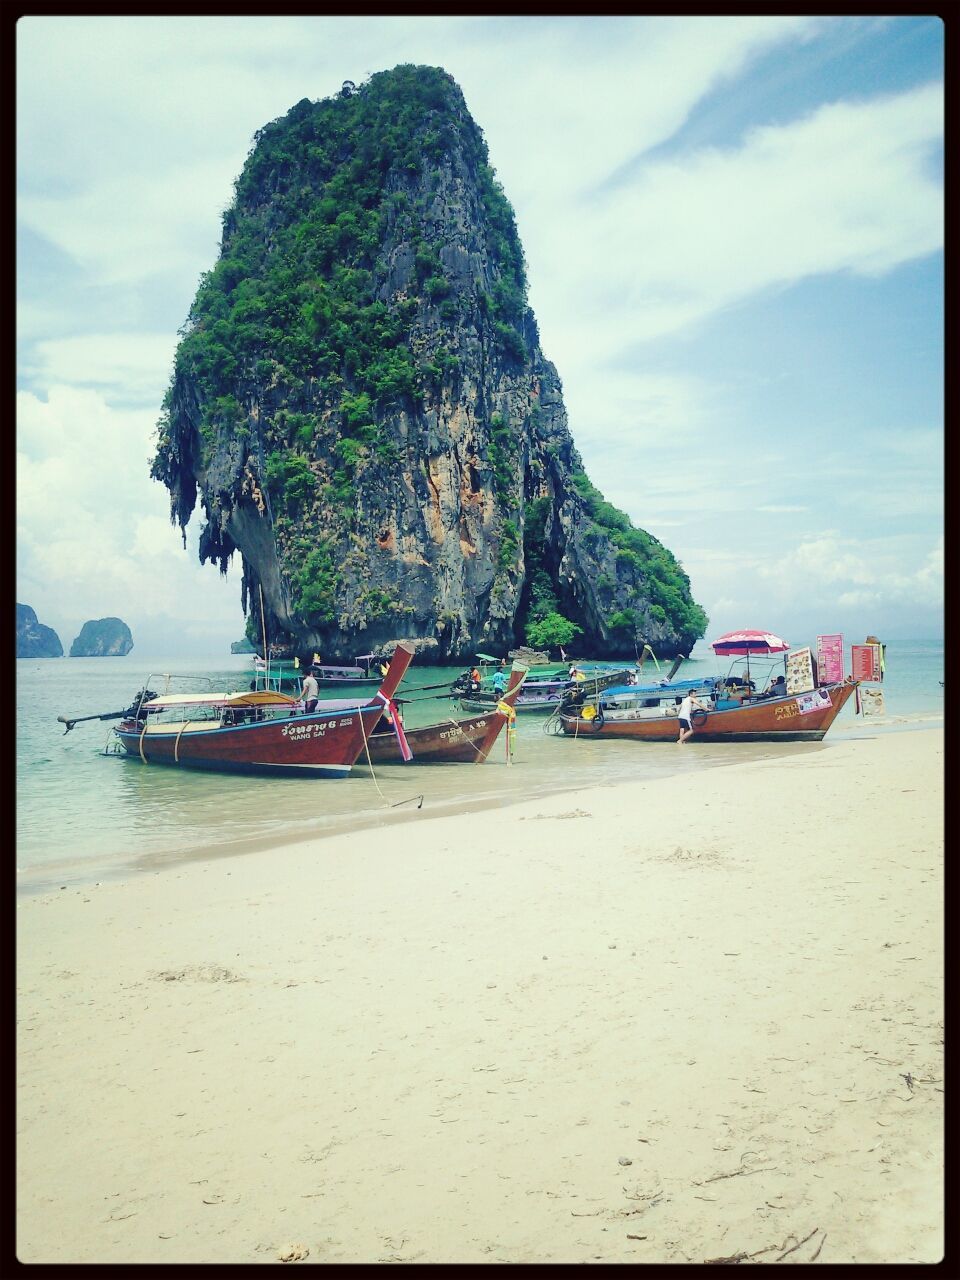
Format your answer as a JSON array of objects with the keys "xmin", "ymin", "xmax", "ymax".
[
  {"xmin": 310, "ymin": 653, "xmax": 385, "ymax": 686},
  {"xmin": 108, "ymin": 644, "xmax": 414, "ymax": 776},
  {"xmin": 555, "ymin": 629, "xmax": 860, "ymax": 742},
  {"xmin": 364, "ymin": 663, "xmax": 528, "ymax": 763},
  {"xmin": 457, "ymin": 664, "xmax": 633, "ymax": 714},
  {"xmin": 556, "ymin": 677, "xmax": 858, "ymax": 742},
  {"xmin": 248, "ymin": 651, "xmax": 384, "ymax": 692}
]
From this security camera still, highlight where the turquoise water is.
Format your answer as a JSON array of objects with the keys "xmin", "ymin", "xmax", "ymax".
[{"xmin": 16, "ymin": 641, "xmax": 942, "ymax": 895}]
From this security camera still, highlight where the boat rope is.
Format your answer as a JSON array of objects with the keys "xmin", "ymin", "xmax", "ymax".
[
  {"xmin": 435, "ymin": 716, "xmax": 484, "ymax": 759},
  {"xmin": 432, "ymin": 698, "xmax": 517, "ymax": 764},
  {"xmin": 392, "ymin": 690, "xmax": 458, "ymax": 704},
  {"xmin": 541, "ymin": 709, "xmax": 565, "ymax": 736},
  {"xmin": 138, "ymin": 720, "xmax": 149, "ymax": 764},
  {"xmin": 358, "ymin": 703, "xmax": 423, "ymax": 810},
  {"xmin": 173, "ymin": 721, "xmax": 188, "ymax": 764}
]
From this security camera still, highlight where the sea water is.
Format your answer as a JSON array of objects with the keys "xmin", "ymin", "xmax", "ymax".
[{"xmin": 16, "ymin": 640, "xmax": 942, "ymax": 895}]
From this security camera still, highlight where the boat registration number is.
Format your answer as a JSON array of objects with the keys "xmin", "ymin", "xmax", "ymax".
[
  {"xmin": 440, "ymin": 721, "xmax": 480, "ymax": 740},
  {"xmin": 281, "ymin": 717, "xmax": 354, "ymax": 738}
]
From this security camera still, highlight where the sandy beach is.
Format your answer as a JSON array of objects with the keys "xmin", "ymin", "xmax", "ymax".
[{"xmin": 16, "ymin": 726, "xmax": 943, "ymax": 1265}]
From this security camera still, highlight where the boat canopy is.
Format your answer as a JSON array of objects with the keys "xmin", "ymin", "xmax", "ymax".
[
  {"xmin": 142, "ymin": 689, "xmax": 299, "ymax": 710},
  {"xmin": 598, "ymin": 677, "xmax": 718, "ymax": 700}
]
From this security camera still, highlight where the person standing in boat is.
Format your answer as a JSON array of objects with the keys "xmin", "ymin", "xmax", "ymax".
[
  {"xmin": 300, "ymin": 666, "xmax": 320, "ymax": 714},
  {"xmin": 677, "ymin": 689, "xmax": 704, "ymax": 744}
]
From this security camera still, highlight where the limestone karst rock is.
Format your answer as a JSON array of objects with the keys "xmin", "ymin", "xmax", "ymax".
[
  {"xmin": 16, "ymin": 603, "xmax": 63, "ymax": 658},
  {"xmin": 69, "ymin": 617, "xmax": 134, "ymax": 657},
  {"xmin": 152, "ymin": 65, "xmax": 707, "ymax": 661}
]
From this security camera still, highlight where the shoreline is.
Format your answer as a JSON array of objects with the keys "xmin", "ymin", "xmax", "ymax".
[
  {"xmin": 17, "ymin": 727, "xmax": 943, "ymax": 1263},
  {"xmin": 16, "ymin": 712, "xmax": 943, "ymax": 897}
]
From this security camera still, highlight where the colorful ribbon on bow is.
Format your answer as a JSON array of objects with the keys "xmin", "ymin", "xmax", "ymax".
[
  {"xmin": 376, "ymin": 691, "xmax": 413, "ymax": 761},
  {"xmin": 497, "ymin": 700, "xmax": 517, "ymax": 763}
]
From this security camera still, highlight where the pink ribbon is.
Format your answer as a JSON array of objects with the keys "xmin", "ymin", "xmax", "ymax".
[{"xmin": 376, "ymin": 691, "xmax": 413, "ymax": 762}]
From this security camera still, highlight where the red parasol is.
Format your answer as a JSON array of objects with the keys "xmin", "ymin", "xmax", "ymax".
[{"xmin": 711, "ymin": 629, "xmax": 789, "ymax": 656}]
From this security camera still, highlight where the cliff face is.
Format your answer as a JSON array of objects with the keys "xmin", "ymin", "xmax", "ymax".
[
  {"xmin": 69, "ymin": 618, "xmax": 134, "ymax": 657},
  {"xmin": 17, "ymin": 603, "xmax": 63, "ymax": 658},
  {"xmin": 153, "ymin": 65, "xmax": 707, "ymax": 661}
]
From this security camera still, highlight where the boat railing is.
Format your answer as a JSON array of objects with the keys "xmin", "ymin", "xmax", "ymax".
[
  {"xmin": 124, "ymin": 672, "xmax": 273, "ymax": 721},
  {"xmin": 144, "ymin": 672, "xmax": 230, "ymax": 695},
  {"xmin": 252, "ymin": 668, "xmax": 301, "ymax": 694}
]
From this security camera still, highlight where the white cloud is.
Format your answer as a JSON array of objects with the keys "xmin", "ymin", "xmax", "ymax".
[
  {"xmin": 467, "ymin": 16, "xmax": 826, "ymax": 204},
  {"xmin": 836, "ymin": 589, "xmax": 881, "ymax": 609},
  {"xmin": 16, "ymin": 387, "xmax": 242, "ymax": 647},
  {"xmin": 15, "ymin": 16, "xmax": 943, "ymax": 649},
  {"xmin": 19, "ymin": 158, "xmax": 235, "ymax": 288},
  {"xmin": 757, "ymin": 531, "xmax": 943, "ymax": 607},
  {"xmin": 530, "ymin": 80, "xmax": 942, "ymax": 379},
  {"xmin": 21, "ymin": 334, "xmax": 177, "ymax": 404}
]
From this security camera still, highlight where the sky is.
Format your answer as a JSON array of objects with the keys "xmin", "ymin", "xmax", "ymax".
[{"xmin": 17, "ymin": 14, "xmax": 944, "ymax": 657}]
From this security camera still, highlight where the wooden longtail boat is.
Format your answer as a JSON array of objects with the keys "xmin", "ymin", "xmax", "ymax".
[
  {"xmin": 364, "ymin": 663, "xmax": 528, "ymax": 763},
  {"xmin": 557, "ymin": 677, "xmax": 858, "ymax": 742},
  {"xmin": 311, "ymin": 653, "xmax": 384, "ymax": 686},
  {"xmin": 458, "ymin": 665, "xmax": 633, "ymax": 714},
  {"xmin": 248, "ymin": 652, "xmax": 383, "ymax": 692},
  {"xmin": 111, "ymin": 644, "xmax": 414, "ymax": 777}
]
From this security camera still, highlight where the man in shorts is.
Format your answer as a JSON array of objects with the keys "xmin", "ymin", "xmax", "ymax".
[{"xmin": 677, "ymin": 689, "xmax": 704, "ymax": 744}]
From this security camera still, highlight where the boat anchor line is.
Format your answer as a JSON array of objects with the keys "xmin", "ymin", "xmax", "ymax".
[{"xmin": 357, "ymin": 704, "xmax": 423, "ymax": 811}]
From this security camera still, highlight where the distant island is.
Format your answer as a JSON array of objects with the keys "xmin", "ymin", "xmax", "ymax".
[
  {"xmin": 230, "ymin": 637, "xmax": 256, "ymax": 654},
  {"xmin": 17, "ymin": 603, "xmax": 63, "ymax": 658},
  {"xmin": 70, "ymin": 617, "xmax": 134, "ymax": 657}
]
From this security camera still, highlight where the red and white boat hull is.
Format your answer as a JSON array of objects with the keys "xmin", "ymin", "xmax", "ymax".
[
  {"xmin": 113, "ymin": 644, "xmax": 414, "ymax": 777},
  {"xmin": 114, "ymin": 703, "xmax": 384, "ymax": 777}
]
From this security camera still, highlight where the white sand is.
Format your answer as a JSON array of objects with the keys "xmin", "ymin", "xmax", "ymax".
[{"xmin": 17, "ymin": 727, "xmax": 943, "ymax": 1264}]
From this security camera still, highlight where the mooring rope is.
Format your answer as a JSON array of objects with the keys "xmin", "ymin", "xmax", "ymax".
[{"xmin": 357, "ymin": 703, "xmax": 423, "ymax": 810}]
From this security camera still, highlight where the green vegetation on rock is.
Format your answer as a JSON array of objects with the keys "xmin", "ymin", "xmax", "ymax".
[
  {"xmin": 151, "ymin": 63, "xmax": 707, "ymax": 660},
  {"xmin": 568, "ymin": 471, "xmax": 708, "ymax": 646}
]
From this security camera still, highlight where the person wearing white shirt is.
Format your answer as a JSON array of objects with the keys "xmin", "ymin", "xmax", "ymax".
[
  {"xmin": 300, "ymin": 669, "xmax": 320, "ymax": 713},
  {"xmin": 677, "ymin": 690, "xmax": 703, "ymax": 744}
]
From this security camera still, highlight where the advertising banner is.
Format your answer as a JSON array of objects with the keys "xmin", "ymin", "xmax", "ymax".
[
  {"xmin": 851, "ymin": 644, "xmax": 881, "ymax": 682},
  {"xmin": 858, "ymin": 687, "xmax": 885, "ymax": 717},
  {"xmin": 796, "ymin": 689, "xmax": 832, "ymax": 715},
  {"xmin": 816, "ymin": 634, "xmax": 844, "ymax": 685},
  {"xmin": 785, "ymin": 646, "xmax": 815, "ymax": 694}
]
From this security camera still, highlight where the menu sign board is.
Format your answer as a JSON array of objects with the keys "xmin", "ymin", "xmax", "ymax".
[
  {"xmin": 851, "ymin": 644, "xmax": 881, "ymax": 682},
  {"xmin": 816, "ymin": 634, "xmax": 844, "ymax": 685},
  {"xmin": 785, "ymin": 646, "xmax": 815, "ymax": 695},
  {"xmin": 797, "ymin": 689, "xmax": 832, "ymax": 715},
  {"xmin": 859, "ymin": 687, "xmax": 885, "ymax": 716}
]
